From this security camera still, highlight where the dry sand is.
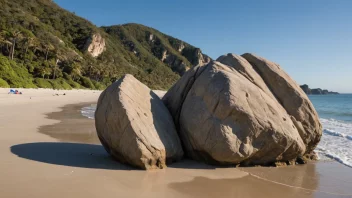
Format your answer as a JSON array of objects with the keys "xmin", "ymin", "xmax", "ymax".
[{"xmin": 0, "ymin": 88, "xmax": 352, "ymax": 198}]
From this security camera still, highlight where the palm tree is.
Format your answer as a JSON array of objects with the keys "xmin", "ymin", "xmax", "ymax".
[
  {"xmin": 22, "ymin": 36, "xmax": 37, "ymax": 55},
  {"xmin": 71, "ymin": 62, "xmax": 82, "ymax": 81},
  {"xmin": 0, "ymin": 31, "xmax": 13, "ymax": 58},
  {"xmin": 43, "ymin": 43, "xmax": 54, "ymax": 61},
  {"xmin": 37, "ymin": 66, "xmax": 51, "ymax": 79},
  {"xmin": 2, "ymin": 30, "xmax": 22, "ymax": 60},
  {"xmin": 52, "ymin": 59, "xmax": 61, "ymax": 80},
  {"xmin": 0, "ymin": 33, "xmax": 5, "ymax": 53},
  {"xmin": 0, "ymin": 33, "xmax": 4, "ymax": 47}
]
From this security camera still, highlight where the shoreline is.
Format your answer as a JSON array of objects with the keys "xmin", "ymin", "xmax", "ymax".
[
  {"xmin": 37, "ymin": 102, "xmax": 352, "ymax": 197},
  {"xmin": 1, "ymin": 88, "xmax": 352, "ymax": 197},
  {"xmin": 39, "ymin": 102, "xmax": 100, "ymax": 144}
]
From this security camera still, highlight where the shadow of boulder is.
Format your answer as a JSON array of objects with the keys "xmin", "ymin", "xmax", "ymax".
[{"xmin": 10, "ymin": 142, "xmax": 138, "ymax": 170}]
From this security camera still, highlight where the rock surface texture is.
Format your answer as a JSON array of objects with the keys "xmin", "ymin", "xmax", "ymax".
[
  {"xmin": 163, "ymin": 53, "xmax": 322, "ymax": 166},
  {"xmin": 242, "ymin": 53, "xmax": 322, "ymax": 153},
  {"xmin": 85, "ymin": 33, "xmax": 106, "ymax": 57},
  {"xmin": 95, "ymin": 74, "xmax": 183, "ymax": 169}
]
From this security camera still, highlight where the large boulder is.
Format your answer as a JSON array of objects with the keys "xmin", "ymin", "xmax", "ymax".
[
  {"xmin": 242, "ymin": 53, "xmax": 322, "ymax": 152},
  {"xmin": 95, "ymin": 74, "xmax": 183, "ymax": 169},
  {"xmin": 163, "ymin": 65, "xmax": 207, "ymax": 129},
  {"xmin": 216, "ymin": 54, "xmax": 276, "ymax": 99},
  {"xmin": 163, "ymin": 53, "xmax": 322, "ymax": 166}
]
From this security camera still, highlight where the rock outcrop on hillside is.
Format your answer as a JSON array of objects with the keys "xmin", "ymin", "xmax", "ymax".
[
  {"xmin": 103, "ymin": 24, "xmax": 211, "ymax": 78},
  {"xmin": 84, "ymin": 33, "xmax": 106, "ymax": 57},
  {"xmin": 163, "ymin": 53, "xmax": 322, "ymax": 166},
  {"xmin": 159, "ymin": 48, "xmax": 211, "ymax": 75},
  {"xmin": 300, "ymin": 84, "xmax": 339, "ymax": 95},
  {"xmin": 184, "ymin": 48, "xmax": 212, "ymax": 66},
  {"xmin": 95, "ymin": 74, "xmax": 183, "ymax": 169},
  {"xmin": 161, "ymin": 51, "xmax": 189, "ymax": 75}
]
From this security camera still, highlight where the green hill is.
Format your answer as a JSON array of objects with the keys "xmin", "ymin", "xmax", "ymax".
[{"xmin": 0, "ymin": 0, "xmax": 210, "ymax": 90}]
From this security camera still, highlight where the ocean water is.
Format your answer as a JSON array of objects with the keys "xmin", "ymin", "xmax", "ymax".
[
  {"xmin": 309, "ymin": 94, "xmax": 352, "ymax": 168},
  {"xmin": 81, "ymin": 94, "xmax": 352, "ymax": 167},
  {"xmin": 81, "ymin": 104, "xmax": 96, "ymax": 119}
]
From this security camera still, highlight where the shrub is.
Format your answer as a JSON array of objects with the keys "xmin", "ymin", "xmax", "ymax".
[
  {"xmin": 92, "ymin": 80, "xmax": 106, "ymax": 90},
  {"xmin": 0, "ymin": 55, "xmax": 37, "ymax": 88},
  {"xmin": 101, "ymin": 77, "xmax": 112, "ymax": 87},
  {"xmin": 49, "ymin": 79, "xmax": 64, "ymax": 90},
  {"xmin": 34, "ymin": 78, "xmax": 53, "ymax": 88},
  {"xmin": 47, "ymin": 78, "xmax": 73, "ymax": 90},
  {"xmin": 78, "ymin": 76, "xmax": 95, "ymax": 89},
  {"xmin": 34, "ymin": 78, "xmax": 73, "ymax": 90},
  {"xmin": 63, "ymin": 72, "xmax": 71, "ymax": 80},
  {"xmin": 63, "ymin": 72, "xmax": 83, "ymax": 89},
  {"xmin": 53, "ymin": 78, "xmax": 72, "ymax": 90},
  {"xmin": 0, "ymin": 78, "xmax": 10, "ymax": 88},
  {"xmin": 68, "ymin": 80, "xmax": 83, "ymax": 89}
]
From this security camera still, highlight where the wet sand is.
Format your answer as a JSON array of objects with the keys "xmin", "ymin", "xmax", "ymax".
[
  {"xmin": 39, "ymin": 103, "xmax": 100, "ymax": 144},
  {"xmin": 1, "ymin": 88, "xmax": 352, "ymax": 198}
]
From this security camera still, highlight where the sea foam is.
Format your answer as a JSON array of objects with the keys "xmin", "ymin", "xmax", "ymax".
[
  {"xmin": 316, "ymin": 118, "xmax": 352, "ymax": 168},
  {"xmin": 81, "ymin": 105, "xmax": 96, "ymax": 119},
  {"xmin": 323, "ymin": 129, "xmax": 352, "ymax": 141}
]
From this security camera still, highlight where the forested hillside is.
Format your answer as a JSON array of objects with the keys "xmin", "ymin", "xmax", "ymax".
[{"xmin": 0, "ymin": 0, "xmax": 210, "ymax": 90}]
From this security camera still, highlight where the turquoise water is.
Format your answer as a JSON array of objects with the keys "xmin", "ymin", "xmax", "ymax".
[
  {"xmin": 309, "ymin": 94, "xmax": 352, "ymax": 167},
  {"xmin": 310, "ymin": 94, "xmax": 352, "ymax": 122},
  {"xmin": 82, "ymin": 94, "xmax": 352, "ymax": 167}
]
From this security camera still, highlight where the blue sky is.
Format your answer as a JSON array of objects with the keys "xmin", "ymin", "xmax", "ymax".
[{"xmin": 55, "ymin": 0, "xmax": 352, "ymax": 93}]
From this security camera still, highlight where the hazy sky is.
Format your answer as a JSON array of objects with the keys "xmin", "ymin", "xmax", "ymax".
[{"xmin": 55, "ymin": 0, "xmax": 352, "ymax": 93}]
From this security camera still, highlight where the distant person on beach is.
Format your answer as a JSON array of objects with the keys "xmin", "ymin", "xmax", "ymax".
[{"xmin": 8, "ymin": 89, "xmax": 22, "ymax": 95}]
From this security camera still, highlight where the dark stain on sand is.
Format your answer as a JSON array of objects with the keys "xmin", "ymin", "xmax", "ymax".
[{"xmin": 38, "ymin": 103, "xmax": 100, "ymax": 144}]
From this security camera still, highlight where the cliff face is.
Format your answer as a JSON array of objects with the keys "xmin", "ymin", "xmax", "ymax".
[
  {"xmin": 181, "ymin": 47, "xmax": 211, "ymax": 67},
  {"xmin": 161, "ymin": 51, "xmax": 188, "ymax": 75},
  {"xmin": 84, "ymin": 33, "xmax": 106, "ymax": 57},
  {"xmin": 160, "ymin": 47, "xmax": 211, "ymax": 75},
  {"xmin": 300, "ymin": 84, "xmax": 339, "ymax": 95}
]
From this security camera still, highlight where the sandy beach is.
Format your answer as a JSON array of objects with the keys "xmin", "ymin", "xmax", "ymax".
[{"xmin": 1, "ymin": 88, "xmax": 352, "ymax": 198}]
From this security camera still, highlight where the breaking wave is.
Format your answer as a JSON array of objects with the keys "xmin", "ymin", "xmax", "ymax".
[
  {"xmin": 316, "ymin": 118, "xmax": 352, "ymax": 168},
  {"xmin": 81, "ymin": 105, "xmax": 96, "ymax": 119}
]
